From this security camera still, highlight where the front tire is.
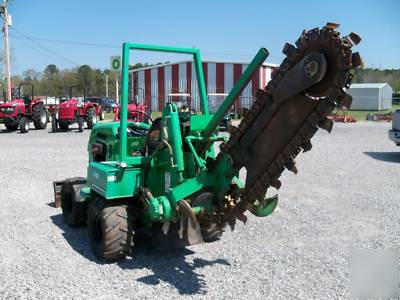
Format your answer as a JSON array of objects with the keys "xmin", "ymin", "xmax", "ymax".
[
  {"xmin": 32, "ymin": 103, "xmax": 47, "ymax": 129},
  {"xmin": 59, "ymin": 122, "xmax": 69, "ymax": 131},
  {"xmin": 61, "ymin": 177, "xmax": 87, "ymax": 227},
  {"xmin": 78, "ymin": 117, "xmax": 84, "ymax": 132},
  {"xmin": 87, "ymin": 197, "xmax": 134, "ymax": 261},
  {"xmin": 99, "ymin": 108, "xmax": 105, "ymax": 121},
  {"xmin": 85, "ymin": 108, "xmax": 96, "ymax": 129},
  {"xmin": 51, "ymin": 117, "xmax": 58, "ymax": 133},
  {"xmin": 19, "ymin": 117, "xmax": 29, "ymax": 133},
  {"xmin": 4, "ymin": 119, "xmax": 18, "ymax": 131}
]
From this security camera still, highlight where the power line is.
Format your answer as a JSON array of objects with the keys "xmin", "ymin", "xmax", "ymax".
[
  {"xmin": 11, "ymin": 35, "xmax": 70, "ymax": 67},
  {"xmin": 9, "ymin": 33, "xmax": 119, "ymax": 49},
  {"xmin": 8, "ymin": 31, "xmax": 271, "ymax": 60},
  {"xmin": 10, "ymin": 27, "xmax": 79, "ymax": 66}
]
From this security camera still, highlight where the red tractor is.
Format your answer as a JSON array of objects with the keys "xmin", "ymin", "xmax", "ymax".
[
  {"xmin": 0, "ymin": 83, "xmax": 47, "ymax": 133},
  {"xmin": 51, "ymin": 86, "xmax": 102, "ymax": 132},
  {"xmin": 113, "ymin": 102, "xmax": 148, "ymax": 122},
  {"xmin": 113, "ymin": 88, "xmax": 148, "ymax": 122}
]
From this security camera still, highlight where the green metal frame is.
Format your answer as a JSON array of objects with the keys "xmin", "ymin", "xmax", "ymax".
[
  {"xmin": 84, "ymin": 42, "xmax": 276, "ymax": 223},
  {"xmin": 120, "ymin": 43, "xmax": 208, "ymax": 164}
]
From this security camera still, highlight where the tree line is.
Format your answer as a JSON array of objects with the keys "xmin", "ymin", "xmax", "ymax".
[
  {"xmin": 1, "ymin": 62, "xmax": 161, "ymax": 99},
  {"xmin": 1, "ymin": 64, "xmax": 399, "ymax": 100},
  {"xmin": 351, "ymin": 68, "xmax": 400, "ymax": 92}
]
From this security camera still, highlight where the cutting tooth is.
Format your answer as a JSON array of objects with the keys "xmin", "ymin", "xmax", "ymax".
[
  {"xmin": 270, "ymin": 179, "xmax": 281, "ymax": 189},
  {"xmin": 337, "ymin": 94, "xmax": 353, "ymax": 109},
  {"xmin": 324, "ymin": 22, "xmax": 340, "ymax": 30},
  {"xmin": 301, "ymin": 141, "xmax": 313, "ymax": 152},
  {"xmin": 319, "ymin": 118, "xmax": 334, "ymax": 133},
  {"xmin": 285, "ymin": 160, "xmax": 298, "ymax": 174},
  {"xmin": 348, "ymin": 32, "xmax": 361, "ymax": 45},
  {"xmin": 351, "ymin": 52, "xmax": 364, "ymax": 68},
  {"xmin": 282, "ymin": 43, "xmax": 297, "ymax": 57}
]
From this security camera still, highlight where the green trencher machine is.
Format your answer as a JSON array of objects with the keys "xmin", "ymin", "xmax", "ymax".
[{"xmin": 53, "ymin": 23, "xmax": 361, "ymax": 261}]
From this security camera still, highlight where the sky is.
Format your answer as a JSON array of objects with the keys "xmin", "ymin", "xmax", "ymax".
[{"xmin": 5, "ymin": 0, "xmax": 400, "ymax": 75}]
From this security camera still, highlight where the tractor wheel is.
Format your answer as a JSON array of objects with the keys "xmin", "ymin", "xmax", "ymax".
[
  {"xmin": 99, "ymin": 109, "xmax": 105, "ymax": 121},
  {"xmin": 61, "ymin": 177, "xmax": 87, "ymax": 227},
  {"xmin": 19, "ymin": 117, "xmax": 29, "ymax": 133},
  {"xmin": 4, "ymin": 120, "xmax": 18, "ymax": 131},
  {"xmin": 78, "ymin": 117, "xmax": 84, "ymax": 132},
  {"xmin": 87, "ymin": 197, "xmax": 134, "ymax": 261},
  {"xmin": 85, "ymin": 108, "xmax": 96, "ymax": 129},
  {"xmin": 51, "ymin": 117, "xmax": 58, "ymax": 133},
  {"xmin": 32, "ymin": 103, "xmax": 47, "ymax": 130},
  {"xmin": 59, "ymin": 122, "xmax": 69, "ymax": 131}
]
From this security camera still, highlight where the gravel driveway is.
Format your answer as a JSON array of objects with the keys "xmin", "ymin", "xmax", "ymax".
[{"xmin": 0, "ymin": 122, "xmax": 398, "ymax": 299}]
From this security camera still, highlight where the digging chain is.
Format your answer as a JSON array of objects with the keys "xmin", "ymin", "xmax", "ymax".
[{"xmin": 216, "ymin": 23, "xmax": 362, "ymax": 217}]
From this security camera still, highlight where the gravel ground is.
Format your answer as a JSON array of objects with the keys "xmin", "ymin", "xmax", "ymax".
[{"xmin": 0, "ymin": 122, "xmax": 398, "ymax": 299}]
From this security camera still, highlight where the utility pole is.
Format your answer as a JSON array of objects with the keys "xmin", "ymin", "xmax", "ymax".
[
  {"xmin": 105, "ymin": 74, "xmax": 108, "ymax": 98},
  {"xmin": 1, "ymin": 0, "xmax": 11, "ymax": 102}
]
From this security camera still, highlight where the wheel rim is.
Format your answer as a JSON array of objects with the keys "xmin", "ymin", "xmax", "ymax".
[{"xmin": 24, "ymin": 121, "xmax": 29, "ymax": 131}]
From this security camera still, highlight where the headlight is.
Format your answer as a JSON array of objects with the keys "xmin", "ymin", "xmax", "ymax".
[{"xmin": 1, "ymin": 107, "xmax": 14, "ymax": 112}]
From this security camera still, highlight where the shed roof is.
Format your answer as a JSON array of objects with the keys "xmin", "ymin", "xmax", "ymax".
[{"xmin": 350, "ymin": 83, "xmax": 390, "ymax": 89}]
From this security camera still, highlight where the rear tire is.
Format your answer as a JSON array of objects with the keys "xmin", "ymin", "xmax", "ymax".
[
  {"xmin": 32, "ymin": 103, "xmax": 47, "ymax": 130},
  {"xmin": 85, "ymin": 108, "xmax": 96, "ymax": 129},
  {"xmin": 19, "ymin": 117, "xmax": 29, "ymax": 133},
  {"xmin": 61, "ymin": 177, "xmax": 87, "ymax": 227},
  {"xmin": 87, "ymin": 197, "xmax": 134, "ymax": 261}
]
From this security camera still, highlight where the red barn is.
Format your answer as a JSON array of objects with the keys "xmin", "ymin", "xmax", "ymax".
[{"xmin": 129, "ymin": 60, "xmax": 277, "ymax": 113}]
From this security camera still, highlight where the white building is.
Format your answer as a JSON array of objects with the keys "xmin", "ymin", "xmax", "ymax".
[{"xmin": 348, "ymin": 83, "xmax": 392, "ymax": 111}]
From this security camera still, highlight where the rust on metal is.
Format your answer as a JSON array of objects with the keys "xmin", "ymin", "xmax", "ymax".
[{"xmin": 324, "ymin": 22, "xmax": 340, "ymax": 30}]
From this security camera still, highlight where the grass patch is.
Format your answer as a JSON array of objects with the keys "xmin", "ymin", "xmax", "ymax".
[
  {"xmin": 101, "ymin": 111, "xmax": 163, "ymax": 122},
  {"xmin": 103, "ymin": 112, "xmax": 114, "ymax": 121},
  {"xmin": 336, "ymin": 104, "xmax": 400, "ymax": 121}
]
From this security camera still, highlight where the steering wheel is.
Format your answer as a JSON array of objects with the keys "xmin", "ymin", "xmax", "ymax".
[{"xmin": 127, "ymin": 110, "xmax": 153, "ymax": 124}]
